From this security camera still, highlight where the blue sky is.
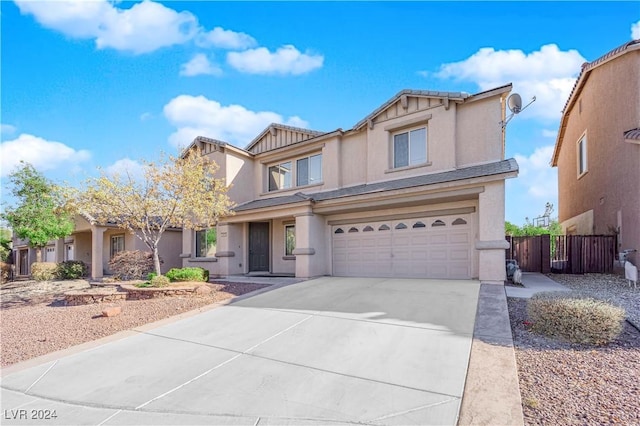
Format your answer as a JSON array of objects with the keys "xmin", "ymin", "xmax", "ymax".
[{"xmin": 2, "ymin": 1, "xmax": 639, "ymax": 225}]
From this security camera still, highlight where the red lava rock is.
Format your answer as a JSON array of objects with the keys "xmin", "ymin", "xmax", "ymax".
[{"xmin": 102, "ymin": 307, "xmax": 122, "ymax": 317}]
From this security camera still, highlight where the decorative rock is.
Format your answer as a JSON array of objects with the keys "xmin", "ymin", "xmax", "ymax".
[
  {"xmin": 195, "ymin": 285, "xmax": 212, "ymax": 295},
  {"xmin": 102, "ymin": 306, "xmax": 122, "ymax": 317}
]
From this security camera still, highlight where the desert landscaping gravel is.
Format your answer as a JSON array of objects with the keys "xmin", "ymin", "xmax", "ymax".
[
  {"xmin": 509, "ymin": 273, "xmax": 640, "ymax": 425},
  {"xmin": 0, "ymin": 280, "xmax": 268, "ymax": 367}
]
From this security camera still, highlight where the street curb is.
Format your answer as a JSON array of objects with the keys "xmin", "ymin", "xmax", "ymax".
[{"xmin": 458, "ymin": 284, "xmax": 525, "ymax": 426}]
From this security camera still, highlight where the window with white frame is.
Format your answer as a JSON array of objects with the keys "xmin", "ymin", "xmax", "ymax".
[
  {"xmin": 296, "ymin": 154, "xmax": 322, "ymax": 186},
  {"xmin": 268, "ymin": 162, "xmax": 292, "ymax": 191},
  {"xmin": 110, "ymin": 235, "xmax": 125, "ymax": 258},
  {"xmin": 393, "ymin": 127, "xmax": 427, "ymax": 168},
  {"xmin": 285, "ymin": 224, "xmax": 295, "ymax": 256},
  {"xmin": 578, "ymin": 134, "xmax": 587, "ymax": 176},
  {"xmin": 195, "ymin": 228, "xmax": 217, "ymax": 258}
]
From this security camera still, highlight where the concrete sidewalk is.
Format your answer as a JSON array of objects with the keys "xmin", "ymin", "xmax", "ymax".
[{"xmin": 505, "ymin": 272, "xmax": 570, "ymax": 299}]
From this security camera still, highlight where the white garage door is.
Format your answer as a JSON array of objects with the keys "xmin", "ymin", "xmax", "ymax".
[{"xmin": 332, "ymin": 214, "xmax": 473, "ymax": 279}]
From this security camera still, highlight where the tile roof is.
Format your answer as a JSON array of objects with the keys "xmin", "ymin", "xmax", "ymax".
[
  {"xmin": 233, "ymin": 158, "xmax": 518, "ymax": 212},
  {"xmin": 624, "ymin": 128, "xmax": 640, "ymax": 140}
]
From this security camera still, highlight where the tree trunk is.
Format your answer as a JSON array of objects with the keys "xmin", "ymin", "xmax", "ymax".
[
  {"xmin": 153, "ymin": 246, "xmax": 162, "ymax": 276},
  {"xmin": 36, "ymin": 247, "xmax": 42, "ymax": 263}
]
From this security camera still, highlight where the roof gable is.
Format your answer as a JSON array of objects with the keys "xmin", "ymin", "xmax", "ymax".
[
  {"xmin": 245, "ymin": 123, "xmax": 325, "ymax": 155},
  {"xmin": 353, "ymin": 85, "xmax": 511, "ymax": 131}
]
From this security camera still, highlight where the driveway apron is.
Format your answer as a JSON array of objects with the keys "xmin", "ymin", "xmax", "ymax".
[{"xmin": 1, "ymin": 277, "xmax": 480, "ymax": 425}]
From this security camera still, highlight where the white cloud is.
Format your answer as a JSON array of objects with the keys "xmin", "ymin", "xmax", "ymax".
[
  {"xmin": 163, "ymin": 95, "xmax": 310, "ymax": 148},
  {"xmin": 514, "ymin": 145, "xmax": 557, "ymax": 199},
  {"xmin": 180, "ymin": 53, "xmax": 222, "ymax": 77},
  {"xmin": 105, "ymin": 158, "xmax": 145, "ymax": 181},
  {"xmin": 0, "ymin": 133, "xmax": 91, "ymax": 177},
  {"xmin": 196, "ymin": 26, "xmax": 256, "ymax": 50},
  {"xmin": 632, "ymin": 20, "xmax": 640, "ymax": 39},
  {"xmin": 1, "ymin": 124, "xmax": 17, "ymax": 136},
  {"xmin": 541, "ymin": 129, "xmax": 557, "ymax": 138},
  {"xmin": 227, "ymin": 45, "xmax": 324, "ymax": 75},
  {"xmin": 432, "ymin": 44, "xmax": 586, "ymax": 120},
  {"xmin": 140, "ymin": 112, "xmax": 153, "ymax": 121},
  {"xmin": 15, "ymin": 0, "xmax": 199, "ymax": 54}
]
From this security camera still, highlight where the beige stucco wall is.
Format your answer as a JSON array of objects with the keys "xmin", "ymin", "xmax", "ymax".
[
  {"xmin": 456, "ymin": 96, "xmax": 505, "ymax": 166},
  {"xmin": 556, "ymin": 49, "xmax": 640, "ymax": 253},
  {"xmin": 477, "ymin": 181, "xmax": 508, "ymax": 283}
]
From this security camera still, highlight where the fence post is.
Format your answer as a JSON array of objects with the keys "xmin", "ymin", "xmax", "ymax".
[{"xmin": 540, "ymin": 234, "xmax": 551, "ymax": 273}]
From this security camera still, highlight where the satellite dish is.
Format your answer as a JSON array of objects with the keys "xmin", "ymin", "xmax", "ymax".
[{"xmin": 507, "ymin": 93, "xmax": 522, "ymax": 114}]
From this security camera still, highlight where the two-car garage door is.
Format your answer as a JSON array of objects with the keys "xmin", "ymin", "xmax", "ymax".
[{"xmin": 332, "ymin": 214, "xmax": 474, "ymax": 279}]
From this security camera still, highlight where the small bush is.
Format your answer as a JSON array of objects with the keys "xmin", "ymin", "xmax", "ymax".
[
  {"xmin": 147, "ymin": 272, "xmax": 157, "ymax": 281},
  {"xmin": 56, "ymin": 260, "xmax": 88, "ymax": 279},
  {"xmin": 166, "ymin": 267, "xmax": 209, "ymax": 282},
  {"xmin": 108, "ymin": 250, "xmax": 155, "ymax": 280},
  {"xmin": 150, "ymin": 274, "xmax": 170, "ymax": 287},
  {"xmin": 31, "ymin": 262, "xmax": 58, "ymax": 281},
  {"xmin": 527, "ymin": 291, "xmax": 626, "ymax": 345}
]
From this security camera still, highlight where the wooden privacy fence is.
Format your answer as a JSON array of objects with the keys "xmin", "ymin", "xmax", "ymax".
[{"xmin": 506, "ymin": 235, "xmax": 617, "ymax": 274}]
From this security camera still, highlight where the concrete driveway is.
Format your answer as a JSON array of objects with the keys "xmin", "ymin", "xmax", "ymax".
[{"xmin": 1, "ymin": 277, "xmax": 480, "ymax": 425}]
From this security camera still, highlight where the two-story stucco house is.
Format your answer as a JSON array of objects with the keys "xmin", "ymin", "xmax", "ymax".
[
  {"xmin": 181, "ymin": 85, "xmax": 519, "ymax": 284},
  {"xmin": 551, "ymin": 39, "xmax": 640, "ymax": 255}
]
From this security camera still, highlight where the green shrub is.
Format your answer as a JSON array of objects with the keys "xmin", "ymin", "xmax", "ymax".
[
  {"xmin": 150, "ymin": 274, "xmax": 170, "ymax": 287},
  {"xmin": 527, "ymin": 291, "xmax": 626, "ymax": 345},
  {"xmin": 56, "ymin": 260, "xmax": 88, "ymax": 279},
  {"xmin": 31, "ymin": 262, "xmax": 58, "ymax": 281},
  {"xmin": 166, "ymin": 267, "xmax": 209, "ymax": 282},
  {"xmin": 108, "ymin": 250, "xmax": 155, "ymax": 280},
  {"xmin": 147, "ymin": 272, "xmax": 157, "ymax": 281}
]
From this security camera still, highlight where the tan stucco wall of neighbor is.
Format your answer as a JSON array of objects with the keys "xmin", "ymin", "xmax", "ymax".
[
  {"xmin": 556, "ymin": 49, "xmax": 640, "ymax": 252},
  {"xmin": 561, "ymin": 210, "xmax": 594, "ymax": 235}
]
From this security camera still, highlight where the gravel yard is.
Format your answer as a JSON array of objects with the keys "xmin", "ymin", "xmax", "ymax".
[
  {"xmin": 0, "ymin": 280, "xmax": 269, "ymax": 367},
  {"xmin": 509, "ymin": 273, "xmax": 640, "ymax": 425}
]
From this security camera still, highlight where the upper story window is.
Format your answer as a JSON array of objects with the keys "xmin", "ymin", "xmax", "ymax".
[
  {"xmin": 268, "ymin": 153, "xmax": 322, "ymax": 192},
  {"xmin": 195, "ymin": 228, "xmax": 216, "ymax": 258},
  {"xmin": 297, "ymin": 154, "xmax": 322, "ymax": 186},
  {"xmin": 268, "ymin": 162, "xmax": 292, "ymax": 191},
  {"xmin": 393, "ymin": 127, "xmax": 427, "ymax": 168},
  {"xmin": 577, "ymin": 134, "xmax": 587, "ymax": 177}
]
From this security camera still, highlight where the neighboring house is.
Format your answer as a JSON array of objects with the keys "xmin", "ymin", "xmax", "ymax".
[
  {"xmin": 13, "ymin": 214, "xmax": 182, "ymax": 279},
  {"xmin": 182, "ymin": 85, "xmax": 519, "ymax": 284},
  {"xmin": 551, "ymin": 39, "xmax": 640, "ymax": 255}
]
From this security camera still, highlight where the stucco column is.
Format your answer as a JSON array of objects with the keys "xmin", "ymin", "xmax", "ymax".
[
  {"xmin": 215, "ymin": 222, "xmax": 243, "ymax": 276},
  {"xmin": 293, "ymin": 212, "xmax": 326, "ymax": 278},
  {"xmin": 476, "ymin": 181, "xmax": 509, "ymax": 284},
  {"xmin": 55, "ymin": 238, "xmax": 65, "ymax": 263},
  {"xmin": 91, "ymin": 226, "xmax": 106, "ymax": 279}
]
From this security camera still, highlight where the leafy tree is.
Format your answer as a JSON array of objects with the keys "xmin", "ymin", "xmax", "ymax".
[
  {"xmin": 73, "ymin": 152, "xmax": 234, "ymax": 276},
  {"xmin": 505, "ymin": 219, "xmax": 562, "ymax": 236},
  {"xmin": 1, "ymin": 163, "xmax": 74, "ymax": 261},
  {"xmin": 0, "ymin": 227, "xmax": 12, "ymax": 262}
]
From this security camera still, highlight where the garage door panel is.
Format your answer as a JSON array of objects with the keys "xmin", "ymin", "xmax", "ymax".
[
  {"xmin": 450, "ymin": 233, "xmax": 470, "ymax": 244},
  {"xmin": 332, "ymin": 214, "xmax": 473, "ymax": 279}
]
